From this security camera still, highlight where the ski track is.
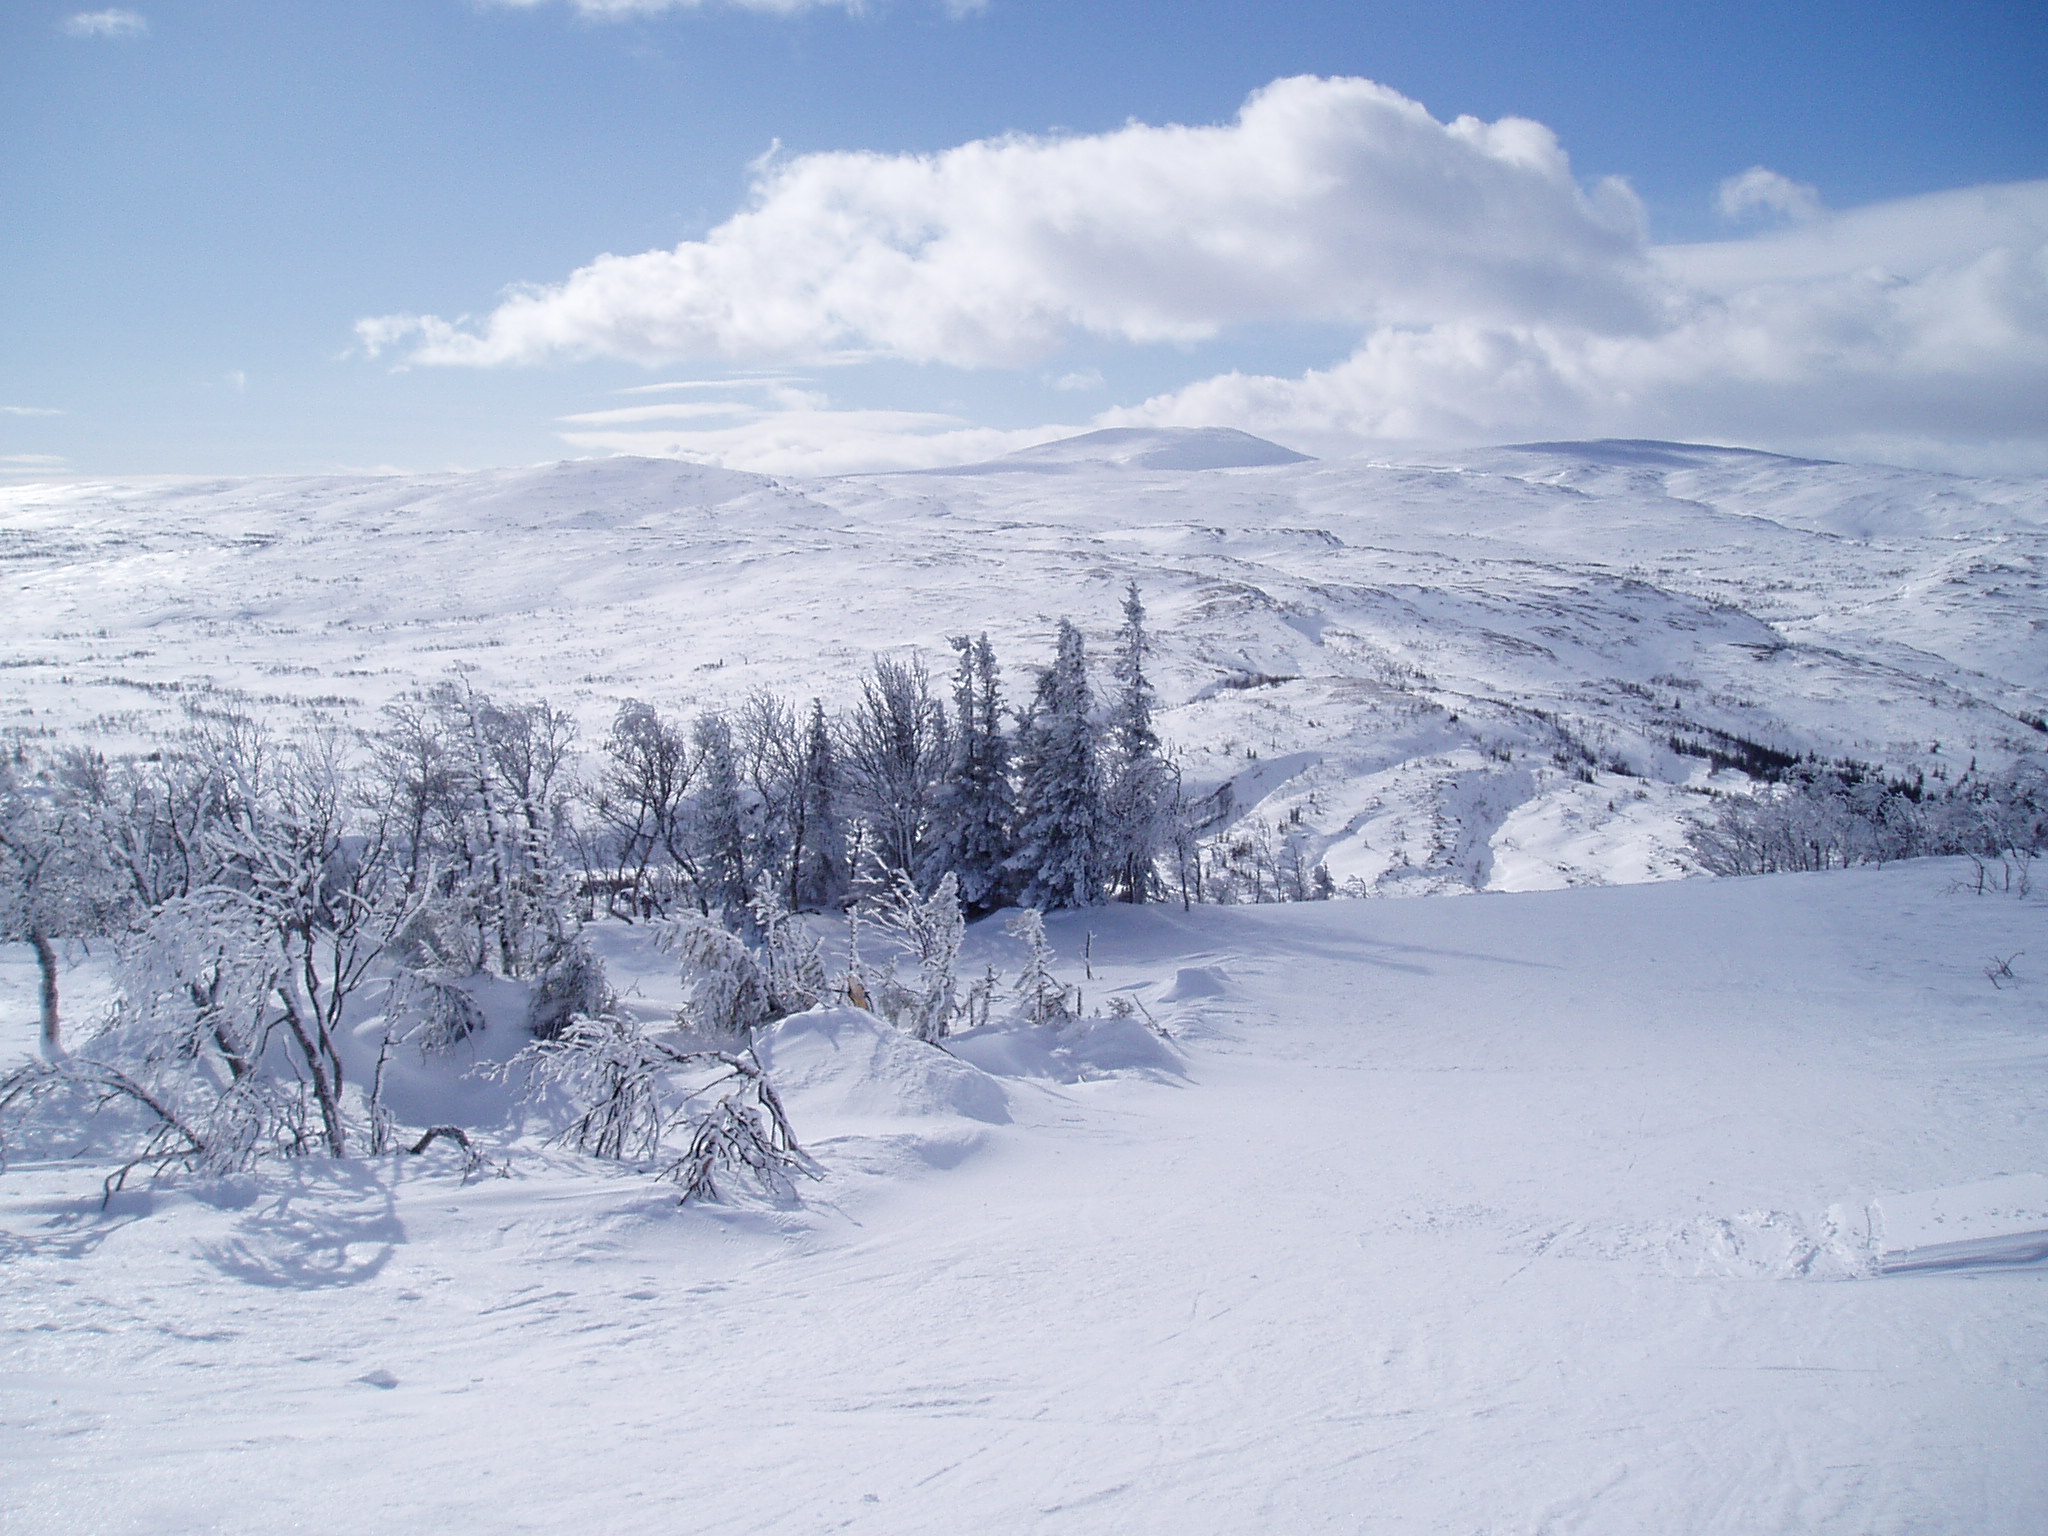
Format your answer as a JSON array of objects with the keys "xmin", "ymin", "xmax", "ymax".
[{"xmin": 4, "ymin": 859, "xmax": 2046, "ymax": 1533}]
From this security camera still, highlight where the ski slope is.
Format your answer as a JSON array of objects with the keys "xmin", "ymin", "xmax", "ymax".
[
  {"xmin": 2, "ymin": 858, "xmax": 2043, "ymax": 1534},
  {"xmin": 4, "ymin": 432, "xmax": 2045, "ymax": 893}
]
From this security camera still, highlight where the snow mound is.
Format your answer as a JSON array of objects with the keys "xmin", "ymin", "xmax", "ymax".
[
  {"xmin": 755, "ymin": 1005, "xmax": 1009, "ymax": 1132},
  {"xmin": 947, "ymin": 1014, "xmax": 1183, "ymax": 1083},
  {"xmin": 1874, "ymin": 1173, "xmax": 2048, "ymax": 1274},
  {"xmin": 957, "ymin": 426, "xmax": 1313, "ymax": 474},
  {"xmin": 1159, "ymin": 964, "xmax": 1231, "ymax": 1002}
]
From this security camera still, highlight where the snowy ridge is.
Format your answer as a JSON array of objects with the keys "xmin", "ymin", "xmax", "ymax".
[{"xmin": 5, "ymin": 432, "xmax": 2042, "ymax": 894}]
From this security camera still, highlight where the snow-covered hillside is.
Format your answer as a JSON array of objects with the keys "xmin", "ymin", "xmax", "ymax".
[
  {"xmin": 5, "ymin": 437, "xmax": 2046, "ymax": 1533},
  {"xmin": 5, "ymin": 432, "xmax": 2043, "ymax": 892},
  {"xmin": 4, "ymin": 859, "xmax": 2043, "ymax": 1534}
]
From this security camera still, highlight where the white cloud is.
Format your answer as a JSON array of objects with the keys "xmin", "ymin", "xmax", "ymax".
[
  {"xmin": 1, "ymin": 405, "xmax": 64, "ymax": 417},
  {"xmin": 1111, "ymin": 180, "xmax": 2048, "ymax": 471},
  {"xmin": 363, "ymin": 76, "xmax": 2048, "ymax": 470},
  {"xmin": 61, "ymin": 9, "xmax": 148, "ymax": 38},
  {"xmin": 360, "ymin": 76, "xmax": 1653, "ymax": 369},
  {"xmin": 1717, "ymin": 166, "xmax": 1822, "ymax": 224},
  {"xmin": 558, "ymin": 405, "xmax": 1066, "ymax": 476}
]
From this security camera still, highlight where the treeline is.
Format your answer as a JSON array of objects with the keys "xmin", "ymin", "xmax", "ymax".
[
  {"xmin": 0, "ymin": 589, "xmax": 1190, "ymax": 1091},
  {"xmin": 1686, "ymin": 760, "xmax": 2047, "ymax": 891},
  {"xmin": 582, "ymin": 584, "xmax": 1177, "ymax": 926}
]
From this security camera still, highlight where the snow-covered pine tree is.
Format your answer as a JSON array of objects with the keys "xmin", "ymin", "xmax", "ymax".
[
  {"xmin": 793, "ymin": 699, "xmax": 846, "ymax": 911},
  {"xmin": 934, "ymin": 633, "xmax": 1014, "ymax": 918},
  {"xmin": 1102, "ymin": 582, "xmax": 1175, "ymax": 903},
  {"xmin": 1005, "ymin": 907, "xmax": 1073, "ymax": 1025},
  {"xmin": 689, "ymin": 713, "xmax": 751, "ymax": 920},
  {"xmin": 1009, "ymin": 619, "xmax": 1106, "ymax": 910}
]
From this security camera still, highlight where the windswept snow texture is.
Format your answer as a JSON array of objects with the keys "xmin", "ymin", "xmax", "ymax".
[
  {"xmin": 4, "ymin": 860, "xmax": 2046, "ymax": 1533},
  {"xmin": 2, "ymin": 431, "xmax": 2045, "ymax": 892}
]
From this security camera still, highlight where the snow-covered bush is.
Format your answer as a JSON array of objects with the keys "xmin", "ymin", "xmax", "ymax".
[
  {"xmin": 385, "ymin": 971, "xmax": 488, "ymax": 1053},
  {"xmin": 1686, "ymin": 759, "xmax": 2046, "ymax": 887},
  {"xmin": 858, "ymin": 869, "xmax": 966, "ymax": 1042},
  {"xmin": 663, "ymin": 914, "xmax": 776, "ymax": 1038},
  {"xmin": 1006, "ymin": 907, "xmax": 1076, "ymax": 1026},
  {"xmin": 524, "ymin": 939, "xmax": 614, "ymax": 1039},
  {"xmin": 500, "ymin": 1011, "xmax": 813, "ymax": 1203}
]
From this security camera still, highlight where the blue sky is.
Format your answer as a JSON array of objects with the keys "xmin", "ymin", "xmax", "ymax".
[{"xmin": 4, "ymin": 0, "xmax": 2045, "ymax": 477}]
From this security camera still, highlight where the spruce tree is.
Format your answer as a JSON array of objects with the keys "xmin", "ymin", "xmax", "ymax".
[
  {"xmin": 793, "ymin": 698, "xmax": 845, "ymax": 910},
  {"xmin": 1103, "ymin": 582, "xmax": 1174, "ymax": 902},
  {"xmin": 935, "ymin": 633, "xmax": 1015, "ymax": 917},
  {"xmin": 690, "ymin": 713, "xmax": 749, "ymax": 919},
  {"xmin": 1009, "ymin": 619, "xmax": 1105, "ymax": 910}
]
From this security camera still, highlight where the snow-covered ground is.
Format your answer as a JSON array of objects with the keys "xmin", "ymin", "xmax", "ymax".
[
  {"xmin": 4, "ymin": 858, "xmax": 2044, "ymax": 1534},
  {"xmin": 4, "ymin": 434, "xmax": 2046, "ymax": 1530},
  {"xmin": 5, "ymin": 432, "xmax": 2045, "ymax": 893}
]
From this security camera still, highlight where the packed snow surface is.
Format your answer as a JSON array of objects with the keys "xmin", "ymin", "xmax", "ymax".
[
  {"xmin": 5, "ymin": 432, "xmax": 2045, "ymax": 893},
  {"xmin": 4, "ymin": 859, "xmax": 2046, "ymax": 1533}
]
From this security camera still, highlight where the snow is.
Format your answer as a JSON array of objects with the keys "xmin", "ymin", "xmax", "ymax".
[
  {"xmin": 5, "ymin": 858, "xmax": 2046, "ymax": 1533},
  {"xmin": 6, "ymin": 432, "xmax": 2043, "ymax": 895},
  {"xmin": 3, "ymin": 431, "xmax": 2047, "ymax": 1529},
  {"xmin": 757, "ymin": 1003, "xmax": 1011, "ymax": 1131},
  {"xmin": 1875, "ymin": 1174, "xmax": 2048, "ymax": 1274}
]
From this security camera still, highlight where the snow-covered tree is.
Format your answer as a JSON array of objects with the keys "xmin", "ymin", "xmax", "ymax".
[
  {"xmin": 860, "ymin": 868, "xmax": 966, "ymax": 1042},
  {"xmin": 1101, "ymin": 584, "xmax": 1175, "ymax": 903},
  {"xmin": 0, "ymin": 753, "xmax": 124, "ymax": 1058},
  {"xmin": 840, "ymin": 655, "xmax": 951, "ymax": 888},
  {"xmin": 690, "ymin": 712, "xmax": 751, "ymax": 920},
  {"xmin": 1009, "ymin": 619, "xmax": 1106, "ymax": 909},
  {"xmin": 1005, "ymin": 907, "xmax": 1074, "ymax": 1025},
  {"xmin": 935, "ymin": 633, "xmax": 1015, "ymax": 918},
  {"xmin": 500, "ymin": 1012, "xmax": 813, "ymax": 1202},
  {"xmin": 793, "ymin": 699, "xmax": 847, "ymax": 910},
  {"xmin": 588, "ymin": 699, "xmax": 699, "ymax": 918},
  {"xmin": 663, "ymin": 913, "xmax": 776, "ymax": 1039}
]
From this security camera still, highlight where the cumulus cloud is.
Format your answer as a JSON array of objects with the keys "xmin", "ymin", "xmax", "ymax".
[
  {"xmin": 1104, "ymin": 180, "xmax": 2048, "ymax": 467},
  {"xmin": 61, "ymin": 9, "xmax": 148, "ymax": 38},
  {"xmin": 360, "ymin": 76, "xmax": 1654, "ymax": 369},
  {"xmin": 362, "ymin": 76, "xmax": 2048, "ymax": 470},
  {"xmin": 1718, "ymin": 166, "xmax": 1822, "ymax": 224}
]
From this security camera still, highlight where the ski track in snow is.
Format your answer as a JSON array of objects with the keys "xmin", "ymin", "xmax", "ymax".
[{"xmin": 4, "ymin": 860, "xmax": 2046, "ymax": 1533}]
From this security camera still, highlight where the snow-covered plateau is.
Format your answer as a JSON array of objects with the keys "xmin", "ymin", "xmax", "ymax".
[
  {"xmin": 4, "ymin": 430, "xmax": 2044, "ymax": 893},
  {"xmin": 3, "ymin": 432, "xmax": 2046, "ymax": 1533}
]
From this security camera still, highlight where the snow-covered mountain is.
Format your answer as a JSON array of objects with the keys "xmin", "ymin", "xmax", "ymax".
[{"xmin": 4, "ymin": 433, "xmax": 2043, "ymax": 891}]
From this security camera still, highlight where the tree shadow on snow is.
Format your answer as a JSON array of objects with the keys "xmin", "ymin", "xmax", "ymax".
[
  {"xmin": 0, "ymin": 1186, "xmax": 158, "ymax": 1262},
  {"xmin": 199, "ymin": 1160, "xmax": 404, "ymax": 1289}
]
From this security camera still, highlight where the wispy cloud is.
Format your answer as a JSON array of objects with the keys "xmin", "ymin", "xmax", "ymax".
[
  {"xmin": 61, "ymin": 9, "xmax": 148, "ymax": 38},
  {"xmin": 1717, "ymin": 166, "xmax": 1822, "ymax": 223},
  {"xmin": 558, "ymin": 407, "xmax": 1061, "ymax": 476},
  {"xmin": 1, "ymin": 406, "xmax": 65, "ymax": 417}
]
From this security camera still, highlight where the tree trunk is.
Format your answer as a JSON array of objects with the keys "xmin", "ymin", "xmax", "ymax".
[{"xmin": 30, "ymin": 926, "xmax": 62, "ymax": 1059}]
